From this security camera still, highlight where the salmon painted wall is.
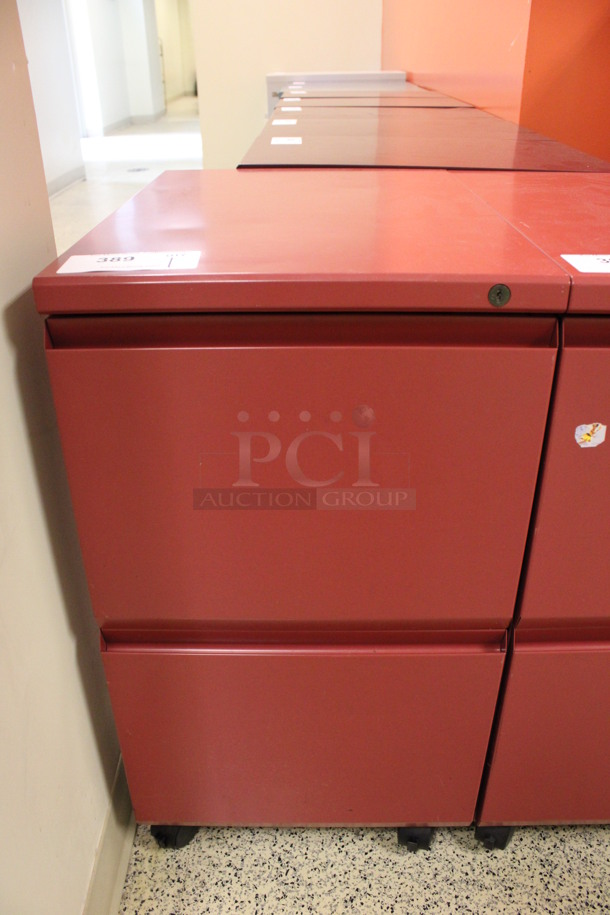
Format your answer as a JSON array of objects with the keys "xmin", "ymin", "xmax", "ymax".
[
  {"xmin": 520, "ymin": 0, "xmax": 610, "ymax": 161},
  {"xmin": 381, "ymin": 0, "xmax": 532, "ymax": 123}
]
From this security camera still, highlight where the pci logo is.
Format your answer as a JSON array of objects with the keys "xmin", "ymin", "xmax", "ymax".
[{"xmin": 194, "ymin": 405, "xmax": 415, "ymax": 511}]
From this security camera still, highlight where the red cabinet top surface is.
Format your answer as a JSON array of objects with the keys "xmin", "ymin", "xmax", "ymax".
[
  {"xmin": 278, "ymin": 87, "xmax": 443, "ymax": 99},
  {"xmin": 280, "ymin": 96, "xmax": 472, "ymax": 109},
  {"xmin": 241, "ymin": 107, "xmax": 610, "ymax": 172},
  {"xmin": 457, "ymin": 172, "xmax": 610, "ymax": 313},
  {"xmin": 264, "ymin": 107, "xmax": 504, "ymax": 137},
  {"xmin": 34, "ymin": 169, "xmax": 569, "ymax": 316}
]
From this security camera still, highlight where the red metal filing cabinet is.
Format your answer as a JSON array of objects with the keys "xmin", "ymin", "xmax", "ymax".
[
  {"xmin": 280, "ymin": 95, "xmax": 473, "ymax": 109},
  {"xmin": 278, "ymin": 87, "xmax": 441, "ymax": 100},
  {"xmin": 34, "ymin": 169, "xmax": 569, "ymax": 842},
  {"xmin": 455, "ymin": 172, "xmax": 610, "ymax": 828},
  {"xmin": 268, "ymin": 107, "xmax": 500, "ymax": 138},
  {"xmin": 241, "ymin": 107, "xmax": 610, "ymax": 171}
]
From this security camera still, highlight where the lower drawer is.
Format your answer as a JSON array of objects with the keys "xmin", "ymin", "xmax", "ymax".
[
  {"xmin": 479, "ymin": 637, "xmax": 610, "ymax": 825},
  {"xmin": 102, "ymin": 640, "xmax": 504, "ymax": 826}
]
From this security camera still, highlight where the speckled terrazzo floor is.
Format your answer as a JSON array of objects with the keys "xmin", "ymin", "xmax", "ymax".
[{"xmin": 119, "ymin": 824, "xmax": 610, "ymax": 914}]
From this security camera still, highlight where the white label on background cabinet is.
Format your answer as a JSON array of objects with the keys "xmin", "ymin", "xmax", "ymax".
[
  {"xmin": 272, "ymin": 119, "xmax": 298, "ymax": 126},
  {"xmin": 271, "ymin": 137, "xmax": 302, "ymax": 145},
  {"xmin": 57, "ymin": 251, "xmax": 202, "ymax": 274},
  {"xmin": 561, "ymin": 254, "xmax": 610, "ymax": 273},
  {"xmin": 281, "ymin": 106, "xmax": 302, "ymax": 112}
]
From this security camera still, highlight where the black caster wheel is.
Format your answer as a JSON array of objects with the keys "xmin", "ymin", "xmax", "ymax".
[
  {"xmin": 474, "ymin": 825, "xmax": 514, "ymax": 850},
  {"xmin": 397, "ymin": 826, "xmax": 434, "ymax": 852},
  {"xmin": 151, "ymin": 825, "xmax": 199, "ymax": 849}
]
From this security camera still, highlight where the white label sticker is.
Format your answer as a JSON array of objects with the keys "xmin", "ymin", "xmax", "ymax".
[
  {"xmin": 561, "ymin": 254, "xmax": 610, "ymax": 273},
  {"xmin": 575, "ymin": 423, "xmax": 607, "ymax": 448},
  {"xmin": 283, "ymin": 97, "xmax": 301, "ymax": 102},
  {"xmin": 272, "ymin": 119, "xmax": 298, "ymax": 126},
  {"xmin": 271, "ymin": 137, "xmax": 302, "ymax": 145},
  {"xmin": 281, "ymin": 106, "xmax": 302, "ymax": 112},
  {"xmin": 57, "ymin": 251, "xmax": 201, "ymax": 274}
]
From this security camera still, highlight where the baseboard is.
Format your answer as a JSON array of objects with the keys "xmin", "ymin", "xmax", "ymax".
[
  {"xmin": 83, "ymin": 758, "xmax": 136, "ymax": 915},
  {"xmin": 103, "ymin": 112, "xmax": 166, "ymax": 130},
  {"xmin": 103, "ymin": 118, "xmax": 132, "ymax": 134},
  {"xmin": 47, "ymin": 166, "xmax": 86, "ymax": 197},
  {"xmin": 130, "ymin": 110, "xmax": 165, "ymax": 125}
]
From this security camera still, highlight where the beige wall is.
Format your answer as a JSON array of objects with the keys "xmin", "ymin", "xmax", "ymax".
[
  {"xmin": 156, "ymin": 0, "xmax": 196, "ymax": 101},
  {"xmin": 156, "ymin": 0, "xmax": 184, "ymax": 102},
  {"xmin": 0, "ymin": 4, "xmax": 122, "ymax": 913},
  {"xmin": 381, "ymin": 0, "xmax": 531, "ymax": 123},
  {"xmin": 179, "ymin": 0, "xmax": 197, "ymax": 96},
  {"xmin": 190, "ymin": 0, "xmax": 383, "ymax": 168}
]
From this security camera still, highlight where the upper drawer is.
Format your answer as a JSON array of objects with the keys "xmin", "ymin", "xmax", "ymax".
[
  {"xmin": 521, "ymin": 318, "xmax": 610, "ymax": 626},
  {"xmin": 46, "ymin": 314, "xmax": 557, "ymax": 633}
]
